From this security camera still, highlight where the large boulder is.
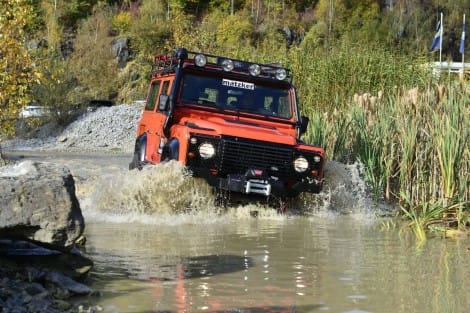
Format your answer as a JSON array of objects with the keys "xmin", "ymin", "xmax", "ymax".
[{"xmin": 0, "ymin": 161, "xmax": 84, "ymax": 249}]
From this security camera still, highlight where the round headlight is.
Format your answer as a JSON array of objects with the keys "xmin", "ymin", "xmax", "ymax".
[
  {"xmin": 198, "ymin": 142, "xmax": 215, "ymax": 159},
  {"xmin": 293, "ymin": 156, "xmax": 309, "ymax": 173},
  {"xmin": 221, "ymin": 59, "xmax": 234, "ymax": 71},
  {"xmin": 275, "ymin": 68, "xmax": 287, "ymax": 80},
  {"xmin": 194, "ymin": 54, "xmax": 207, "ymax": 67},
  {"xmin": 249, "ymin": 64, "xmax": 261, "ymax": 76}
]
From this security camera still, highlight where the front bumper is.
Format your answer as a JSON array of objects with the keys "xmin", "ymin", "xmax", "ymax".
[{"xmin": 192, "ymin": 167, "xmax": 323, "ymax": 197}]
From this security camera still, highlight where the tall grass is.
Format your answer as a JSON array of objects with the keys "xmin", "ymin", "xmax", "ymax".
[
  {"xmin": 293, "ymin": 39, "xmax": 469, "ymax": 239},
  {"xmin": 289, "ymin": 39, "xmax": 428, "ymax": 115}
]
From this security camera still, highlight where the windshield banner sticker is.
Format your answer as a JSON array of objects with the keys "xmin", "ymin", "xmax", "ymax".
[{"xmin": 222, "ymin": 79, "xmax": 255, "ymax": 90}]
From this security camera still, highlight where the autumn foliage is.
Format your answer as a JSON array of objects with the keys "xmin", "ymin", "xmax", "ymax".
[
  {"xmin": 0, "ymin": 0, "xmax": 468, "ymax": 138},
  {"xmin": 0, "ymin": 0, "xmax": 41, "ymax": 135}
]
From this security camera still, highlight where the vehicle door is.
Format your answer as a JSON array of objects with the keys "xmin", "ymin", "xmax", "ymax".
[{"xmin": 139, "ymin": 78, "xmax": 172, "ymax": 163}]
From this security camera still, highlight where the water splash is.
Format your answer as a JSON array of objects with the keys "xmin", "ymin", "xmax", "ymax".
[
  {"xmin": 299, "ymin": 161, "xmax": 378, "ymax": 216},
  {"xmin": 81, "ymin": 161, "xmax": 216, "ymax": 221},
  {"xmin": 80, "ymin": 160, "xmax": 386, "ymax": 224}
]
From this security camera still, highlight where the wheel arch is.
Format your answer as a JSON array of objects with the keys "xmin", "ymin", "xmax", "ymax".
[{"xmin": 135, "ymin": 133, "xmax": 148, "ymax": 161}]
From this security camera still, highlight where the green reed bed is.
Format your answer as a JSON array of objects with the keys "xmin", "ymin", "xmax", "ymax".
[
  {"xmin": 304, "ymin": 83, "xmax": 469, "ymax": 239},
  {"xmin": 385, "ymin": 86, "xmax": 468, "ymax": 238},
  {"xmin": 288, "ymin": 39, "xmax": 468, "ymax": 239}
]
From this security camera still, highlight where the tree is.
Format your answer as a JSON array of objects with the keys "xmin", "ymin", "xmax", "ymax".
[
  {"xmin": 215, "ymin": 11, "xmax": 254, "ymax": 57},
  {"xmin": 128, "ymin": 0, "xmax": 171, "ymax": 57},
  {"xmin": 0, "ymin": 0, "xmax": 42, "ymax": 136},
  {"xmin": 68, "ymin": 3, "xmax": 118, "ymax": 101}
]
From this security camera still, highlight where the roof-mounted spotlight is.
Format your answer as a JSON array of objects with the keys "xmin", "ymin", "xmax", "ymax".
[
  {"xmin": 194, "ymin": 54, "xmax": 207, "ymax": 67},
  {"xmin": 275, "ymin": 68, "xmax": 287, "ymax": 80},
  {"xmin": 249, "ymin": 64, "xmax": 261, "ymax": 76},
  {"xmin": 221, "ymin": 59, "xmax": 234, "ymax": 72}
]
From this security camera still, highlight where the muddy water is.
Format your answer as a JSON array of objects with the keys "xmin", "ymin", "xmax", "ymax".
[
  {"xmin": 4, "ymin": 151, "xmax": 470, "ymax": 313},
  {"xmin": 83, "ymin": 217, "xmax": 469, "ymax": 313}
]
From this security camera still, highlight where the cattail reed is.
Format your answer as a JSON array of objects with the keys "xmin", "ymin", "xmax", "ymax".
[{"xmin": 295, "ymin": 39, "xmax": 469, "ymax": 238}]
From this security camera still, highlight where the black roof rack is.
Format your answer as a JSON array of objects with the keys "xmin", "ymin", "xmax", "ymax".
[{"xmin": 151, "ymin": 48, "xmax": 292, "ymax": 82}]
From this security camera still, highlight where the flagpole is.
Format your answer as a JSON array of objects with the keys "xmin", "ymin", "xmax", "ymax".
[
  {"xmin": 439, "ymin": 12, "xmax": 443, "ymax": 67},
  {"xmin": 462, "ymin": 14, "xmax": 466, "ymax": 78}
]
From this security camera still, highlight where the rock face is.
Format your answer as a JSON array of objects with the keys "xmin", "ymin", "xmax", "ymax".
[
  {"xmin": 0, "ymin": 161, "xmax": 84, "ymax": 249},
  {"xmin": 111, "ymin": 37, "xmax": 130, "ymax": 67}
]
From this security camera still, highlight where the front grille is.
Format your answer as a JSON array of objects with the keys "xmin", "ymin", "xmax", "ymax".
[{"xmin": 219, "ymin": 136, "xmax": 295, "ymax": 180}]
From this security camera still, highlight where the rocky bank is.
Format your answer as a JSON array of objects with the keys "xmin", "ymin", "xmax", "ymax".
[
  {"xmin": 0, "ymin": 161, "xmax": 98, "ymax": 313},
  {"xmin": 0, "ymin": 103, "xmax": 142, "ymax": 312}
]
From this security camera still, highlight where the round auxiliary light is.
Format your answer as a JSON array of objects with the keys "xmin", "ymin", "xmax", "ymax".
[
  {"xmin": 313, "ymin": 155, "xmax": 321, "ymax": 163},
  {"xmin": 190, "ymin": 137, "xmax": 198, "ymax": 145},
  {"xmin": 275, "ymin": 68, "xmax": 287, "ymax": 80},
  {"xmin": 198, "ymin": 142, "xmax": 215, "ymax": 159},
  {"xmin": 221, "ymin": 59, "xmax": 234, "ymax": 72},
  {"xmin": 249, "ymin": 64, "xmax": 261, "ymax": 76},
  {"xmin": 293, "ymin": 156, "xmax": 309, "ymax": 173},
  {"xmin": 194, "ymin": 54, "xmax": 207, "ymax": 67}
]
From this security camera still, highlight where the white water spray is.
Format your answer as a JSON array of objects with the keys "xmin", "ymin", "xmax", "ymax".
[{"xmin": 80, "ymin": 160, "xmax": 383, "ymax": 223}]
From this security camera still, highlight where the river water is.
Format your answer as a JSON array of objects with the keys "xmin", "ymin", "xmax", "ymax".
[{"xmin": 4, "ymin": 151, "xmax": 470, "ymax": 313}]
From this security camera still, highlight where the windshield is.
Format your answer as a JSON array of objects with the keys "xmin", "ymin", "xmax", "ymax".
[{"xmin": 178, "ymin": 73, "xmax": 293, "ymax": 119}]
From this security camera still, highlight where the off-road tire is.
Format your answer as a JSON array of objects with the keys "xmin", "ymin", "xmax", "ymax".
[{"xmin": 128, "ymin": 140, "xmax": 147, "ymax": 170}]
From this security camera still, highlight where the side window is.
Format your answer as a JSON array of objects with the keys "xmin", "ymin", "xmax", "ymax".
[
  {"xmin": 145, "ymin": 80, "xmax": 161, "ymax": 111},
  {"xmin": 162, "ymin": 80, "xmax": 170, "ymax": 94}
]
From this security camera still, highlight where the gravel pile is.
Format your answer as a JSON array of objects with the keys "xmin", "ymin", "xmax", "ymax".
[{"xmin": 2, "ymin": 103, "xmax": 142, "ymax": 153}]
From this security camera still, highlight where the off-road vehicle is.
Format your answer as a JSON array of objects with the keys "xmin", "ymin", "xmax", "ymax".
[{"xmin": 130, "ymin": 48, "xmax": 325, "ymax": 205}]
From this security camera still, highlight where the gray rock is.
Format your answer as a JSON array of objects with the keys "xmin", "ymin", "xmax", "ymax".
[
  {"xmin": 0, "ymin": 161, "xmax": 84, "ymax": 249},
  {"xmin": 25, "ymin": 282, "xmax": 47, "ymax": 296},
  {"xmin": 53, "ymin": 299, "xmax": 72, "ymax": 310},
  {"xmin": 45, "ymin": 271, "xmax": 92, "ymax": 295},
  {"xmin": 111, "ymin": 37, "xmax": 130, "ymax": 67},
  {"xmin": 0, "ymin": 239, "xmax": 93, "ymax": 278}
]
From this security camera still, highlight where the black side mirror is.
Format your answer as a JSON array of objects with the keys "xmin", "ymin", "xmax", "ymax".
[
  {"xmin": 158, "ymin": 94, "xmax": 170, "ymax": 111},
  {"xmin": 299, "ymin": 116, "xmax": 309, "ymax": 135}
]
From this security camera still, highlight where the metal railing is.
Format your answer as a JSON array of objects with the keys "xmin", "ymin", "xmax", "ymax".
[{"xmin": 428, "ymin": 61, "xmax": 470, "ymax": 77}]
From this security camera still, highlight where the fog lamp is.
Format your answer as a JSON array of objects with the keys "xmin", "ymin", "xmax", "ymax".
[
  {"xmin": 313, "ymin": 155, "xmax": 321, "ymax": 163},
  {"xmin": 190, "ymin": 137, "xmax": 198, "ymax": 145}
]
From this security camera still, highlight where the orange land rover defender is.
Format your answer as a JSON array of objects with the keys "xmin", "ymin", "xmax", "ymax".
[{"xmin": 130, "ymin": 48, "xmax": 325, "ymax": 202}]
